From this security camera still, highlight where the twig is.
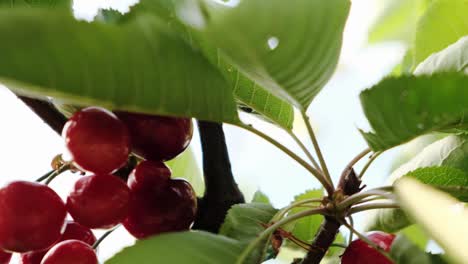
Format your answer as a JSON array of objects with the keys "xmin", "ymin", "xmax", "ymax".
[{"xmin": 16, "ymin": 96, "xmax": 67, "ymax": 135}]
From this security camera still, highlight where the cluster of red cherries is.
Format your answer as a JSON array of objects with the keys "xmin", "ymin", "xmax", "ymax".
[{"xmin": 0, "ymin": 107, "xmax": 197, "ymax": 264}]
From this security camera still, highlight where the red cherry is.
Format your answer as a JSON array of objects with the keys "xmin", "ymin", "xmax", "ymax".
[
  {"xmin": 341, "ymin": 231, "xmax": 396, "ymax": 264},
  {"xmin": 123, "ymin": 178, "xmax": 197, "ymax": 239},
  {"xmin": 0, "ymin": 250, "xmax": 11, "ymax": 264},
  {"xmin": 128, "ymin": 160, "xmax": 171, "ymax": 193},
  {"xmin": 63, "ymin": 107, "xmax": 131, "ymax": 174},
  {"xmin": 67, "ymin": 175, "xmax": 130, "ymax": 229},
  {"xmin": 20, "ymin": 221, "xmax": 96, "ymax": 264},
  {"xmin": 41, "ymin": 240, "xmax": 97, "ymax": 264},
  {"xmin": 116, "ymin": 112, "xmax": 193, "ymax": 161},
  {"xmin": 0, "ymin": 181, "xmax": 66, "ymax": 252}
]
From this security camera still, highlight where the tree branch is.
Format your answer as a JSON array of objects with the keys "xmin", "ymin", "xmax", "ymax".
[
  {"xmin": 193, "ymin": 121, "xmax": 245, "ymax": 233},
  {"xmin": 302, "ymin": 169, "xmax": 363, "ymax": 264},
  {"xmin": 16, "ymin": 96, "xmax": 67, "ymax": 135}
]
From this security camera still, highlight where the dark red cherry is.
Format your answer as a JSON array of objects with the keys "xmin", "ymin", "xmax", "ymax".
[
  {"xmin": 116, "ymin": 112, "xmax": 193, "ymax": 161},
  {"xmin": 63, "ymin": 107, "xmax": 131, "ymax": 174},
  {"xmin": 41, "ymin": 240, "xmax": 97, "ymax": 264},
  {"xmin": 128, "ymin": 160, "xmax": 171, "ymax": 193},
  {"xmin": 0, "ymin": 250, "xmax": 11, "ymax": 264},
  {"xmin": 341, "ymin": 231, "xmax": 396, "ymax": 264},
  {"xmin": 123, "ymin": 178, "xmax": 197, "ymax": 239},
  {"xmin": 20, "ymin": 221, "xmax": 96, "ymax": 264},
  {"xmin": 0, "ymin": 181, "xmax": 66, "ymax": 252},
  {"xmin": 67, "ymin": 175, "xmax": 130, "ymax": 229}
]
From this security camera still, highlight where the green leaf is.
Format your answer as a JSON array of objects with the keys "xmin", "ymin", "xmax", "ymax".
[
  {"xmin": 399, "ymin": 225, "xmax": 429, "ymax": 250},
  {"xmin": 390, "ymin": 235, "xmax": 437, "ymax": 264},
  {"xmin": 121, "ymin": 0, "xmax": 295, "ymax": 130},
  {"xmin": 251, "ymin": 190, "xmax": 271, "ymax": 204},
  {"xmin": 406, "ymin": 167, "xmax": 468, "ymax": 201},
  {"xmin": 415, "ymin": 36, "xmax": 468, "ymax": 75},
  {"xmin": 0, "ymin": 9, "xmax": 239, "ymax": 124},
  {"xmin": 219, "ymin": 203, "xmax": 278, "ymax": 262},
  {"xmin": 395, "ymin": 178, "xmax": 468, "ymax": 263},
  {"xmin": 105, "ymin": 231, "xmax": 243, "ymax": 264},
  {"xmin": 183, "ymin": 0, "xmax": 350, "ymax": 108},
  {"xmin": 414, "ymin": 0, "xmax": 468, "ymax": 65},
  {"xmin": 288, "ymin": 190, "xmax": 323, "ymax": 243},
  {"xmin": 360, "ymin": 74, "xmax": 468, "ymax": 151},
  {"xmin": 166, "ymin": 147, "xmax": 204, "ymax": 195},
  {"xmin": 0, "ymin": 0, "xmax": 71, "ymax": 9},
  {"xmin": 369, "ymin": 0, "xmax": 429, "ymax": 44},
  {"xmin": 366, "ymin": 135, "xmax": 468, "ymax": 232}
]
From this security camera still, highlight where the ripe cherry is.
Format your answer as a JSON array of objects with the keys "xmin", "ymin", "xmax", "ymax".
[
  {"xmin": 123, "ymin": 178, "xmax": 197, "ymax": 239},
  {"xmin": 0, "ymin": 250, "xmax": 11, "ymax": 264},
  {"xmin": 116, "ymin": 112, "xmax": 193, "ymax": 161},
  {"xmin": 341, "ymin": 231, "xmax": 396, "ymax": 264},
  {"xmin": 41, "ymin": 240, "xmax": 98, "ymax": 264},
  {"xmin": 63, "ymin": 107, "xmax": 131, "ymax": 174},
  {"xmin": 0, "ymin": 181, "xmax": 66, "ymax": 252},
  {"xmin": 20, "ymin": 221, "xmax": 96, "ymax": 264},
  {"xmin": 127, "ymin": 160, "xmax": 171, "ymax": 193},
  {"xmin": 67, "ymin": 175, "xmax": 130, "ymax": 229}
]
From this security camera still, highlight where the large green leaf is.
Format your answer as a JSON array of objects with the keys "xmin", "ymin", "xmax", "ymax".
[
  {"xmin": 366, "ymin": 135, "xmax": 468, "ymax": 232},
  {"xmin": 369, "ymin": 0, "xmax": 430, "ymax": 44},
  {"xmin": 414, "ymin": 0, "xmax": 468, "ymax": 66},
  {"xmin": 0, "ymin": 0, "xmax": 71, "ymax": 9},
  {"xmin": 166, "ymin": 147, "xmax": 204, "ymax": 195},
  {"xmin": 219, "ymin": 203, "xmax": 278, "ymax": 262},
  {"xmin": 0, "ymin": 9, "xmax": 239, "ymax": 123},
  {"xmin": 395, "ymin": 178, "xmax": 468, "ymax": 263},
  {"xmin": 105, "ymin": 231, "xmax": 243, "ymax": 264},
  {"xmin": 414, "ymin": 36, "xmax": 468, "ymax": 75},
  {"xmin": 181, "ymin": 0, "xmax": 350, "ymax": 109},
  {"xmin": 120, "ymin": 0, "xmax": 295, "ymax": 129},
  {"xmin": 360, "ymin": 74, "xmax": 468, "ymax": 151}
]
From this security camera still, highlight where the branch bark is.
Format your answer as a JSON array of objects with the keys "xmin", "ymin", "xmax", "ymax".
[
  {"xmin": 301, "ymin": 169, "xmax": 362, "ymax": 264},
  {"xmin": 193, "ymin": 121, "xmax": 245, "ymax": 233},
  {"xmin": 17, "ymin": 96, "xmax": 67, "ymax": 135}
]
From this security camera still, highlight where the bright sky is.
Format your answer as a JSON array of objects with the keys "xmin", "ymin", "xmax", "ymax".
[{"xmin": 0, "ymin": 0, "xmax": 406, "ymax": 263}]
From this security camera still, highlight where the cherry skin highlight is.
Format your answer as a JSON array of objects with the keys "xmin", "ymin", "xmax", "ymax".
[
  {"xmin": 0, "ymin": 250, "xmax": 11, "ymax": 264},
  {"xmin": 67, "ymin": 175, "xmax": 130, "ymax": 229},
  {"xmin": 20, "ymin": 221, "xmax": 96, "ymax": 264},
  {"xmin": 124, "ymin": 178, "xmax": 197, "ymax": 239},
  {"xmin": 0, "ymin": 181, "xmax": 66, "ymax": 252},
  {"xmin": 341, "ymin": 231, "xmax": 396, "ymax": 264},
  {"xmin": 127, "ymin": 160, "xmax": 171, "ymax": 193},
  {"xmin": 116, "ymin": 112, "xmax": 193, "ymax": 161},
  {"xmin": 63, "ymin": 107, "xmax": 131, "ymax": 174},
  {"xmin": 41, "ymin": 240, "xmax": 98, "ymax": 264}
]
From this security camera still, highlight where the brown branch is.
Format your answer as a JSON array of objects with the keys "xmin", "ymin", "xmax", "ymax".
[
  {"xmin": 16, "ymin": 96, "xmax": 67, "ymax": 135},
  {"xmin": 193, "ymin": 121, "xmax": 245, "ymax": 233},
  {"xmin": 302, "ymin": 169, "xmax": 363, "ymax": 264}
]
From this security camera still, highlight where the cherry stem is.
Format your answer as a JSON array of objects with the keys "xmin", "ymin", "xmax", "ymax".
[
  {"xmin": 358, "ymin": 151, "xmax": 383, "ymax": 179},
  {"xmin": 236, "ymin": 207, "xmax": 325, "ymax": 264},
  {"xmin": 301, "ymin": 110, "xmax": 334, "ymax": 192},
  {"xmin": 348, "ymin": 202, "xmax": 400, "ymax": 215},
  {"xmin": 336, "ymin": 187, "xmax": 394, "ymax": 210},
  {"xmin": 339, "ymin": 219, "xmax": 394, "ymax": 262},
  {"xmin": 274, "ymin": 198, "xmax": 323, "ymax": 220},
  {"xmin": 330, "ymin": 243, "xmax": 347, "ymax": 248},
  {"xmin": 238, "ymin": 123, "xmax": 334, "ymax": 196},
  {"xmin": 287, "ymin": 130, "xmax": 322, "ymax": 173},
  {"xmin": 44, "ymin": 164, "xmax": 70, "ymax": 185},
  {"xmin": 347, "ymin": 215, "xmax": 354, "ymax": 245},
  {"xmin": 35, "ymin": 169, "xmax": 55, "ymax": 182},
  {"xmin": 93, "ymin": 225, "xmax": 119, "ymax": 249},
  {"xmin": 343, "ymin": 148, "xmax": 371, "ymax": 174}
]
